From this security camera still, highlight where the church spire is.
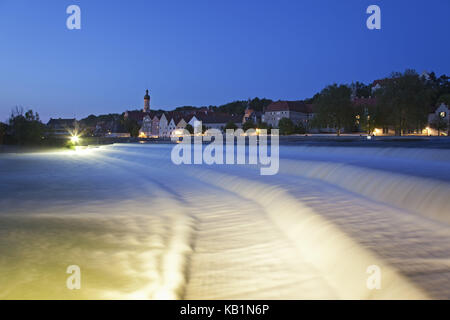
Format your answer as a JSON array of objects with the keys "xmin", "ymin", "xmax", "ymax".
[{"xmin": 143, "ymin": 89, "xmax": 150, "ymax": 112}]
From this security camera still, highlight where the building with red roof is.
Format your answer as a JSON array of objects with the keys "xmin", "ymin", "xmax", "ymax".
[{"xmin": 263, "ymin": 100, "xmax": 314, "ymax": 127}]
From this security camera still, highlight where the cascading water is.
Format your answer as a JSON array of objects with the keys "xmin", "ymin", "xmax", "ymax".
[{"xmin": 0, "ymin": 143, "xmax": 449, "ymax": 299}]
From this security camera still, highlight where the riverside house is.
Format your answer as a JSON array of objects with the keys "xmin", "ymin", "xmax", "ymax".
[{"xmin": 263, "ymin": 101, "xmax": 314, "ymax": 128}]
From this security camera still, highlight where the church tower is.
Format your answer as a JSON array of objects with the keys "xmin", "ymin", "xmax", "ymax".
[{"xmin": 143, "ymin": 89, "xmax": 150, "ymax": 112}]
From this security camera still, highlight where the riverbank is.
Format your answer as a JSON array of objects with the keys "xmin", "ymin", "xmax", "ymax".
[{"xmin": 2, "ymin": 135, "xmax": 450, "ymax": 154}]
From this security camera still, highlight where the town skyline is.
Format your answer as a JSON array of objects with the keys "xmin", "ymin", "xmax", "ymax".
[
  {"xmin": 3, "ymin": 69, "xmax": 447, "ymax": 125},
  {"xmin": 1, "ymin": 0, "xmax": 450, "ymax": 122}
]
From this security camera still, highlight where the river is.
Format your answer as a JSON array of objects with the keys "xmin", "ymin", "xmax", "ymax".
[{"xmin": 0, "ymin": 143, "xmax": 449, "ymax": 299}]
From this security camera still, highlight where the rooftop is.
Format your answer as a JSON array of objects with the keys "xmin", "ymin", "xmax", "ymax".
[{"xmin": 265, "ymin": 101, "xmax": 313, "ymax": 113}]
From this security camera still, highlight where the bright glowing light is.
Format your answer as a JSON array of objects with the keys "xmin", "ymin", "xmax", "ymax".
[
  {"xmin": 372, "ymin": 128, "xmax": 382, "ymax": 136},
  {"xmin": 70, "ymin": 135, "xmax": 80, "ymax": 143},
  {"xmin": 139, "ymin": 132, "xmax": 147, "ymax": 138},
  {"xmin": 171, "ymin": 129, "xmax": 184, "ymax": 137},
  {"xmin": 422, "ymin": 127, "xmax": 431, "ymax": 136}
]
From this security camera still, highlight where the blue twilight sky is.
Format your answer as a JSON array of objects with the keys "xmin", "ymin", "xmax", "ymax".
[{"xmin": 0, "ymin": 0, "xmax": 449, "ymax": 122}]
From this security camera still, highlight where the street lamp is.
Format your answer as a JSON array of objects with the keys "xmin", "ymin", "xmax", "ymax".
[{"xmin": 70, "ymin": 135, "xmax": 80, "ymax": 144}]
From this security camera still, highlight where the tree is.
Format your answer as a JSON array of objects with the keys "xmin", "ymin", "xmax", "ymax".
[
  {"xmin": 314, "ymin": 84, "xmax": 354, "ymax": 136},
  {"xmin": 242, "ymin": 120, "xmax": 256, "ymax": 131},
  {"xmin": 430, "ymin": 117, "xmax": 448, "ymax": 136},
  {"xmin": 185, "ymin": 124, "xmax": 194, "ymax": 134},
  {"xmin": 278, "ymin": 118, "xmax": 295, "ymax": 135},
  {"xmin": 375, "ymin": 70, "xmax": 431, "ymax": 135},
  {"xmin": 80, "ymin": 113, "xmax": 121, "ymax": 128},
  {"xmin": 224, "ymin": 121, "xmax": 237, "ymax": 131},
  {"xmin": 422, "ymin": 73, "xmax": 449, "ymax": 107},
  {"xmin": 295, "ymin": 122, "xmax": 306, "ymax": 134},
  {"xmin": 438, "ymin": 94, "xmax": 450, "ymax": 106},
  {"xmin": 354, "ymin": 103, "xmax": 378, "ymax": 134},
  {"xmin": 8, "ymin": 107, "xmax": 46, "ymax": 145},
  {"xmin": 257, "ymin": 122, "xmax": 271, "ymax": 134},
  {"xmin": 437, "ymin": 75, "xmax": 450, "ymax": 97},
  {"xmin": 174, "ymin": 106, "xmax": 200, "ymax": 112},
  {"xmin": 121, "ymin": 118, "xmax": 140, "ymax": 137},
  {"xmin": 212, "ymin": 101, "xmax": 247, "ymax": 115},
  {"xmin": 0, "ymin": 122, "xmax": 7, "ymax": 144},
  {"xmin": 209, "ymin": 97, "xmax": 273, "ymax": 115},
  {"xmin": 248, "ymin": 97, "xmax": 273, "ymax": 112},
  {"xmin": 304, "ymin": 93, "xmax": 320, "ymax": 104},
  {"xmin": 351, "ymin": 81, "xmax": 371, "ymax": 98}
]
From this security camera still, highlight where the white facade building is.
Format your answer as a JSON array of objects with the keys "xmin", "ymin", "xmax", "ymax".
[
  {"xmin": 188, "ymin": 116, "xmax": 202, "ymax": 134},
  {"xmin": 159, "ymin": 114, "xmax": 169, "ymax": 137},
  {"xmin": 139, "ymin": 115, "xmax": 152, "ymax": 138},
  {"xmin": 263, "ymin": 101, "xmax": 313, "ymax": 128},
  {"xmin": 167, "ymin": 118, "xmax": 176, "ymax": 137}
]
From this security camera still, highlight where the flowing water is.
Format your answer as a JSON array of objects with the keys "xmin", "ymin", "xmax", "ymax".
[{"xmin": 0, "ymin": 143, "xmax": 449, "ymax": 299}]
